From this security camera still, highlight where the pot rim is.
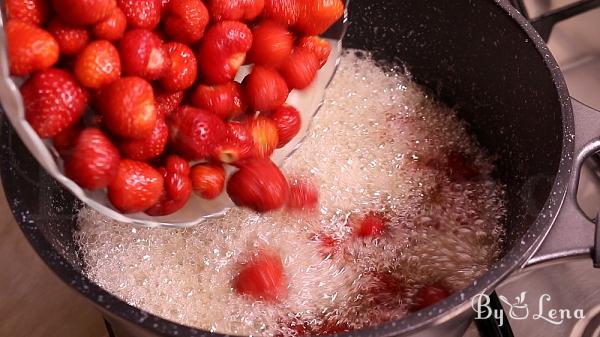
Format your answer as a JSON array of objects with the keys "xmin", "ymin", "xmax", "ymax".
[{"xmin": 2, "ymin": 1, "xmax": 575, "ymax": 336}]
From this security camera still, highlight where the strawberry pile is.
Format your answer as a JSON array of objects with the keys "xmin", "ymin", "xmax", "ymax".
[{"xmin": 5, "ymin": 0, "xmax": 344, "ymax": 215}]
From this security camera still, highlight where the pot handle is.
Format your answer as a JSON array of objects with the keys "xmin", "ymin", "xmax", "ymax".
[{"xmin": 524, "ymin": 99, "xmax": 600, "ymax": 268}]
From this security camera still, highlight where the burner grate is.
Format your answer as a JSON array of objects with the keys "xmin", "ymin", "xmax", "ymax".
[{"xmin": 510, "ymin": 0, "xmax": 600, "ymax": 41}]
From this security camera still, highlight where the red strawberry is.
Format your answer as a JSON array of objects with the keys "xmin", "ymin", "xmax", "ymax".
[
  {"xmin": 263, "ymin": 0, "xmax": 299, "ymax": 26},
  {"xmin": 52, "ymin": 123, "xmax": 83, "ymax": 156},
  {"xmin": 247, "ymin": 21, "xmax": 294, "ymax": 67},
  {"xmin": 164, "ymin": 154, "xmax": 190, "ymax": 179},
  {"xmin": 271, "ymin": 104, "xmax": 301, "ymax": 148},
  {"xmin": 7, "ymin": 20, "xmax": 59, "ymax": 77},
  {"xmin": 314, "ymin": 322, "xmax": 350, "ymax": 336},
  {"xmin": 412, "ymin": 285, "xmax": 450, "ymax": 311},
  {"xmin": 242, "ymin": 66, "xmax": 289, "ymax": 112},
  {"xmin": 297, "ymin": 36, "xmax": 331, "ymax": 68},
  {"xmin": 310, "ymin": 233, "xmax": 339, "ymax": 258},
  {"xmin": 243, "ymin": 0, "xmax": 265, "ymax": 21},
  {"xmin": 424, "ymin": 152, "xmax": 481, "ymax": 182},
  {"xmin": 233, "ymin": 250, "xmax": 287, "ymax": 302},
  {"xmin": 92, "ymin": 7, "xmax": 127, "ymax": 41},
  {"xmin": 354, "ymin": 272, "xmax": 406, "ymax": 323},
  {"xmin": 108, "ymin": 159, "xmax": 164, "ymax": 213},
  {"xmin": 74, "ymin": 40, "xmax": 121, "ymax": 89},
  {"xmin": 169, "ymin": 106, "xmax": 228, "ymax": 160},
  {"xmin": 191, "ymin": 82, "xmax": 246, "ymax": 120},
  {"xmin": 21, "ymin": 68, "xmax": 88, "ymax": 138},
  {"xmin": 366, "ymin": 272, "xmax": 405, "ymax": 301},
  {"xmin": 146, "ymin": 155, "xmax": 192, "ymax": 216},
  {"xmin": 351, "ymin": 212, "xmax": 386, "ymax": 238},
  {"xmin": 117, "ymin": 0, "xmax": 162, "ymax": 30},
  {"xmin": 160, "ymin": 42, "xmax": 197, "ymax": 92},
  {"xmin": 119, "ymin": 119, "xmax": 168, "ymax": 161},
  {"xmin": 286, "ymin": 176, "xmax": 318, "ymax": 211},
  {"xmin": 246, "ymin": 116, "xmax": 279, "ymax": 158},
  {"xmin": 190, "ymin": 163, "xmax": 225, "ymax": 199},
  {"xmin": 283, "ymin": 320, "xmax": 308, "ymax": 337},
  {"xmin": 281, "ymin": 318, "xmax": 349, "ymax": 336},
  {"xmin": 227, "ymin": 158, "xmax": 288, "ymax": 212},
  {"xmin": 47, "ymin": 19, "xmax": 90, "ymax": 56},
  {"xmin": 445, "ymin": 152, "xmax": 481, "ymax": 182},
  {"xmin": 64, "ymin": 128, "xmax": 120, "ymax": 190},
  {"xmin": 161, "ymin": 0, "xmax": 172, "ymax": 9},
  {"xmin": 207, "ymin": 0, "xmax": 244, "ymax": 21},
  {"xmin": 163, "ymin": 0, "xmax": 209, "ymax": 44},
  {"xmin": 98, "ymin": 77, "xmax": 157, "ymax": 139},
  {"xmin": 279, "ymin": 48, "xmax": 319, "ymax": 90},
  {"xmin": 51, "ymin": 0, "xmax": 116, "ymax": 26},
  {"xmin": 294, "ymin": 0, "xmax": 344, "ymax": 35},
  {"xmin": 120, "ymin": 29, "xmax": 171, "ymax": 81},
  {"xmin": 207, "ymin": 0, "xmax": 264, "ymax": 22},
  {"xmin": 6, "ymin": 0, "xmax": 49, "ymax": 26},
  {"xmin": 197, "ymin": 21, "xmax": 253, "ymax": 85},
  {"xmin": 155, "ymin": 90, "xmax": 184, "ymax": 119},
  {"xmin": 213, "ymin": 121, "xmax": 254, "ymax": 164}
]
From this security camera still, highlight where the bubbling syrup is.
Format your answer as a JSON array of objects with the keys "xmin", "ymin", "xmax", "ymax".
[{"xmin": 76, "ymin": 50, "xmax": 505, "ymax": 336}]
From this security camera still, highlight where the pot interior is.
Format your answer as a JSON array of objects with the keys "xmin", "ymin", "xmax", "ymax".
[
  {"xmin": 0, "ymin": 0, "xmax": 568, "ymax": 335},
  {"xmin": 343, "ymin": 0, "xmax": 566, "ymax": 247}
]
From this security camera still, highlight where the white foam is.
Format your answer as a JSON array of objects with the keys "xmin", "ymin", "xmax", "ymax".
[{"xmin": 76, "ymin": 50, "xmax": 506, "ymax": 336}]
